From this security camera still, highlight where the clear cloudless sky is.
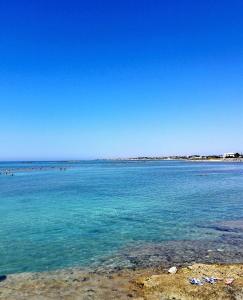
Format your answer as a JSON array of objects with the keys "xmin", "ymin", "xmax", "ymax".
[{"xmin": 0, "ymin": 0, "xmax": 242, "ymax": 160}]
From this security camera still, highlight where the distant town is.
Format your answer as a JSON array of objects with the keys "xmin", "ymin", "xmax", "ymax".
[{"xmin": 127, "ymin": 152, "xmax": 243, "ymax": 161}]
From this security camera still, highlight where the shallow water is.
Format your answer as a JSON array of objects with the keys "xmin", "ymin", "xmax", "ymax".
[{"xmin": 0, "ymin": 160, "xmax": 243, "ymax": 274}]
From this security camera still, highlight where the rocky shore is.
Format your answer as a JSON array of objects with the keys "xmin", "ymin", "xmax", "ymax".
[
  {"xmin": 1, "ymin": 263, "xmax": 243, "ymax": 299},
  {"xmin": 1, "ymin": 220, "xmax": 243, "ymax": 299},
  {"xmin": 136, "ymin": 263, "xmax": 243, "ymax": 300}
]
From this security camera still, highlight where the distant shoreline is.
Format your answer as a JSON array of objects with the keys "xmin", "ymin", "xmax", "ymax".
[
  {"xmin": 1, "ymin": 157, "xmax": 243, "ymax": 163},
  {"xmin": 121, "ymin": 158, "xmax": 243, "ymax": 162}
]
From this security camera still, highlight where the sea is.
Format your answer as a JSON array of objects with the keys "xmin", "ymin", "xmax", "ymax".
[{"xmin": 0, "ymin": 160, "xmax": 243, "ymax": 274}]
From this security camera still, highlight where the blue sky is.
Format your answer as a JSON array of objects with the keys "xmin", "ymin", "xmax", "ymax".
[{"xmin": 0, "ymin": 0, "xmax": 242, "ymax": 160}]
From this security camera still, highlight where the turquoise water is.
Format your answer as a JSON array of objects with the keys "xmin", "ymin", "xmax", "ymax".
[{"xmin": 0, "ymin": 160, "xmax": 243, "ymax": 274}]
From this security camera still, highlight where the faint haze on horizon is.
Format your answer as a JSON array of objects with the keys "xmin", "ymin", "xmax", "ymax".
[{"xmin": 0, "ymin": 0, "xmax": 242, "ymax": 160}]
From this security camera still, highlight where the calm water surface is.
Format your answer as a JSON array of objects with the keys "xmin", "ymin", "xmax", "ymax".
[{"xmin": 0, "ymin": 160, "xmax": 243, "ymax": 274}]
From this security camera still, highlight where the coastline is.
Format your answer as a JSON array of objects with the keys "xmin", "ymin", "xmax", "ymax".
[
  {"xmin": 1, "ymin": 227, "xmax": 243, "ymax": 299},
  {"xmin": 186, "ymin": 159, "xmax": 243, "ymax": 162},
  {"xmin": 125, "ymin": 158, "xmax": 243, "ymax": 162},
  {"xmin": 1, "ymin": 263, "xmax": 243, "ymax": 299},
  {"xmin": 1, "ymin": 162, "xmax": 243, "ymax": 299}
]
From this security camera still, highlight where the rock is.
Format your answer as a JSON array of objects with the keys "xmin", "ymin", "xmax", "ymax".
[
  {"xmin": 0, "ymin": 275, "xmax": 7, "ymax": 282},
  {"xmin": 168, "ymin": 266, "xmax": 177, "ymax": 274}
]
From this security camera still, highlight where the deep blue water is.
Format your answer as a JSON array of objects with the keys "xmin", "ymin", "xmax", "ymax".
[{"xmin": 0, "ymin": 160, "xmax": 243, "ymax": 274}]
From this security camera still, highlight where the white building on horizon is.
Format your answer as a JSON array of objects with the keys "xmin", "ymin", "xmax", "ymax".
[{"xmin": 223, "ymin": 152, "xmax": 237, "ymax": 158}]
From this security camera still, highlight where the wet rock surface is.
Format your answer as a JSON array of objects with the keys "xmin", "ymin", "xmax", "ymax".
[
  {"xmin": 93, "ymin": 236, "xmax": 243, "ymax": 272},
  {"xmin": 86, "ymin": 219, "xmax": 243, "ymax": 275},
  {"xmin": 0, "ymin": 268, "xmax": 142, "ymax": 300},
  {"xmin": 0, "ymin": 275, "xmax": 7, "ymax": 283}
]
